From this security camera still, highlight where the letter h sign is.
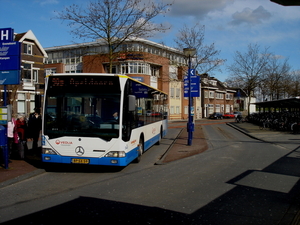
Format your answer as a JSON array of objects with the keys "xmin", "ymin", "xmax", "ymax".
[{"xmin": 0, "ymin": 28, "xmax": 14, "ymax": 42}]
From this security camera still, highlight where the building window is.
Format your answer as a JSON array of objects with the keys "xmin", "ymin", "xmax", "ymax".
[
  {"xmin": 204, "ymin": 91, "xmax": 208, "ymax": 98},
  {"xmin": 17, "ymin": 93, "xmax": 25, "ymax": 114},
  {"xmin": 208, "ymin": 104, "xmax": 214, "ymax": 114},
  {"xmin": 209, "ymin": 91, "xmax": 215, "ymax": 98},
  {"xmin": 22, "ymin": 63, "xmax": 32, "ymax": 83},
  {"xmin": 226, "ymin": 93, "xmax": 233, "ymax": 100},
  {"xmin": 226, "ymin": 104, "xmax": 230, "ymax": 113},
  {"xmin": 209, "ymin": 80, "xmax": 217, "ymax": 86},
  {"xmin": 170, "ymin": 106, "xmax": 174, "ymax": 114},
  {"xmin": 170, "ymin": 88, "xmax": 174, "ymax": 99},
  {"xmin": 151, "ymin": 66, "xmax": 160, "ymax": 77},
  {"xmin": 120, "ymin": 62, "xmax": 150, "ymax": 75},
  {"xmin": 176, "ymin": 88, "xmax": 180, "ymax": 99},
  {"xmin": 216, "ymin": 92, "xmax": 223, "ymax": 99},
  {"xmin": 176, "ymin": 106, "xmax": 180, "ymax": 114},
  {"xmin": 215, "ymin": 104, "xmax": 220, "ymax": 112},
  {"xmin": 33, "ymin": 69, "xmax": 38, "ymax": 82},
  {"xmin": 184, "ymin": 106, "xmax": 188, "ymax": 114},
  {"xmin": 24, "ymin": 43, "xmax": 32, "ymax": 55}
]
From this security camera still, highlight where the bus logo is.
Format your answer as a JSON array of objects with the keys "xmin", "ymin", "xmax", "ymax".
[{"xmin": 75, "ymin": 146, "xmax": 85, "ymax": 156}]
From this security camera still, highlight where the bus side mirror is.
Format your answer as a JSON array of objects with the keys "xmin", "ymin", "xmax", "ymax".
[{"xmin": 128, "ymin": 95, "xmax": 136, "ymax": 111}]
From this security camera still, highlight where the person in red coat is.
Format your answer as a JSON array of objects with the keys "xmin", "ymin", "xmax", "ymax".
[
  {"xmin": 16, "ymin": 115, "xmax": 27, "ymax": 141},
  {"xmin": 16, "ymin": 115, "xmax": 28, "ymax": 159}
]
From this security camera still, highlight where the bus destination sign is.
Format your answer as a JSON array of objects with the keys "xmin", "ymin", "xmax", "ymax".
[{"xmin": 50, "ymin": 76, "xmax": 117, "ymax": 87}]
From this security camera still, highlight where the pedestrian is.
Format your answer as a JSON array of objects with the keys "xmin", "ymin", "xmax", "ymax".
[
  {"xmin": 16, "ymin": 115, "xmax": 28, "ymax": 159},
  {"xmin": 7, "ymin": 115, "xmax": 18, "ymax": 161},
  {"xmin": 28, "ymin": 108, "xmax": 42, "ymax": 154}
]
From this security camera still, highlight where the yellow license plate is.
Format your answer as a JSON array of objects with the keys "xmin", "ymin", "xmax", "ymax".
[{"xmin": 71, "ymin": 158, "xmax": 90, "ymax": 164}]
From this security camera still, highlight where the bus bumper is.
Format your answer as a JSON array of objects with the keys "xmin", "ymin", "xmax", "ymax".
[{"xmin": 42, "ymin": 154, "xmax": 134, "ymax": 166}]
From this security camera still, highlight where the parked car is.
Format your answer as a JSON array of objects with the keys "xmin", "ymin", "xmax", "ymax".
[
  {"xmin": 151, "ymin": 112, "xmax": 162, "ymax": 117},
  {"xmin": 223, "ymin": 113, "xmax": 235, "ymax": 118},
  {"xmin": 209, "ymin": 112, "xmax": 223, "ymax": 119}
]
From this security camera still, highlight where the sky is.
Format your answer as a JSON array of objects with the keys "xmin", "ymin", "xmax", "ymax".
[{"xmin": 1, "ymin": 0, "xmax": 300, "ymax": 81}]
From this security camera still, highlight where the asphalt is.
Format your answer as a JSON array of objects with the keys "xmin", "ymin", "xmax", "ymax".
[{"xmin": 1, "ymin": 121, "xmax": 300, "ymax": 224}]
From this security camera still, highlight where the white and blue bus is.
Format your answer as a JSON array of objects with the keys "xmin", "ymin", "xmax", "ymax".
[{"xmin": 42, "ymin": 73, "xmax": 168, "ymax": 166}]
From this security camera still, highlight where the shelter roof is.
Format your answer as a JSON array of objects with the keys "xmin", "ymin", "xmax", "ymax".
[{"xmin": 254, "ymin": 97, "xmax": 300, "ymax": 109}]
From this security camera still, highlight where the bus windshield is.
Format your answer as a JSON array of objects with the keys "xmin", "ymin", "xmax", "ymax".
[{"xmin": 44, "ymin": 92, "xmax": 121, "ymax": 141}]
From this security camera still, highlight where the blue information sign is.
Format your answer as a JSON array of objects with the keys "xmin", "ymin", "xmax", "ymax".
[
  {"xmin": 0, "ymin": 41, "xmax": 20, "ymax": 55},
  {"xmin": 0, "ymin": 37, "xmax": 21, "ymax": 84},
  {"xmin": 0, "ymin": 55, "xmax": 21, "ymax": 70},
  {"xmin": 184, "ymin": 69, "xmax": 200, "ymax": 97},
  {"xmin": 0, "ymin": 70, "xmax": 20, "ymax": 85}
]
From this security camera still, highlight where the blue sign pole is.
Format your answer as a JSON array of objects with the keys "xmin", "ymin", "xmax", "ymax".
[{"xmin": 187, "ymin": 61, "xmax": 194, "ymax": 146}]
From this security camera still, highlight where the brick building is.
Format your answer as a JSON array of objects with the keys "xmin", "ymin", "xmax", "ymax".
[
  {"xmin": 44, "ymin": 38, "xmax": 193, "ymax": 120},
  {"xmin": 201, "ymin": 74, "xmax": 236, "ymax": 118},
  {"xmin": 1, "ymin": 30, "xmax": 47, "ymax": 116},
  {"xmin": 44, "ymin": 39, "xmax": 236, "ymax": 120}
]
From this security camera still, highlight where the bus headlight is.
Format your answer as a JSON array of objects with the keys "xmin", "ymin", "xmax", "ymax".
[
  {"xmin": 42, "ymin": 148, "xmax": 57, "ymax": 155},
  {"xmin": 104, "ymin": 151, "xmax": 126, "ymax": 158}
]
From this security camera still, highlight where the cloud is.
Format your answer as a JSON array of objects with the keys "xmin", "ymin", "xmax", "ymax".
[
  {"xmin": 229, "ymin": 6, "xmax": 272, "ymax": 26},
  {"xmin": 167, "ymin": 0, "xmax": 234, "ymax": 20}
]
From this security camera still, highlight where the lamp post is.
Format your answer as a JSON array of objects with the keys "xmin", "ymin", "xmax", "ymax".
[{"xmin": 183, "ymin": 48, "xmax": 196, "ymax": 146}]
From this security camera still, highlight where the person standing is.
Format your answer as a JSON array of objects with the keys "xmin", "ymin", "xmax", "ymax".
[
  {"xmin": 16, "ymin": 115, "xmax": 28, "ymax": 159},
  {"xmin": 28, "ymin": 108, "xmax": 42, "ymax": 154},
  {"xmin": 7, "ymin": 116, "xmax": 18, "ymax": 161}
]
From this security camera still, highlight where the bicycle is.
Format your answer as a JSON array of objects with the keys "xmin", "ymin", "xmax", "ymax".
[{"xmin": 259, "ymin": 118, "xmax": 272, "ymax": 130}]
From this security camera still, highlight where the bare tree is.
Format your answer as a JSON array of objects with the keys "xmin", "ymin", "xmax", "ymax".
[
  {"xmin": 174, "ymin": 23, "xmax": 224, "ymax": 75},
  {"xmin": 287, "ymin": 70, "xmax": 300, "ymax": 97},
  {"xmin": 262, "ymin": 55, "xmax": 290, "ymax": 100},
  {"xmin": 227, "ymin": 43, "xmax": 271, "ymax": 114},
  {"xmin": 55, "ymin": 0, "xmax": 172, "ymax": 72}
]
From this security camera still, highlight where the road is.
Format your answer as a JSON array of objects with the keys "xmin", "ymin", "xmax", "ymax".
[{"xmin": 0, "ymin": 121, "xmax": 295, "ymax": 224}]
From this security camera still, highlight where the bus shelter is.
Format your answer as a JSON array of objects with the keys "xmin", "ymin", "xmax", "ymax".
[{"xmin": 254, "ymin": 97, "xmax": 300, "ymax": 113}]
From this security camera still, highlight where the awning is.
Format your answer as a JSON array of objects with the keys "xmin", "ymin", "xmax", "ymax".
[{"xmin": 270, "ymin": 0, "xmax": 300, "ymax": 6}]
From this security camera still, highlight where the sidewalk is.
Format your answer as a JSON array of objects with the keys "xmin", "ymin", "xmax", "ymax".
[
  {"xmin": 0, "ymin": 139, "xmax": 44, "ymax": 187},
  {"xmin": 157, "ymin": 124, "xmax": 208, "ymax": 164}
]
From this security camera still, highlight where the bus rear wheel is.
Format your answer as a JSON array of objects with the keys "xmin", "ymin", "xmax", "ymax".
[
  {"xmin": 156, "ymin": 126, "xmax": 163, "ymax": 145},
  {"xmin": 134, "ymin": 138, "xmax": 144, "ymax": 163}
]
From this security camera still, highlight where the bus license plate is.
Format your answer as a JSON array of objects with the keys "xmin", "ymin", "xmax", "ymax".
[{"xmin": 71, "ymin": 158, "xmax": 90, "ymax": 164}]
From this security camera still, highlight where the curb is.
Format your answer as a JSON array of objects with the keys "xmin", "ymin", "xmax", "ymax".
[
  {"xmin": 0, "ymin": 169, "xmax": 45, "ymax": 188},
  {"xmin": 226, "ymin": 122, "xmax": 262, "ymax": 141},
  {"xmin": 155, "ymin": 128, "xmax": 184, "ymax": 165}
]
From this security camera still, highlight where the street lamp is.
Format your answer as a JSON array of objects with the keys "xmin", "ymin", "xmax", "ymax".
[{"xmin": 183, "ymin": 48, "xmax": 196, "ymax": 146}]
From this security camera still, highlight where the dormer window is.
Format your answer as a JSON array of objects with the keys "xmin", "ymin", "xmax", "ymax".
[
  {"xmin": 209, "ymin": 80, "xmax": 217, "ymax": 86},
  {"xmin": 24, "ymin": 43, "xmax": 32, "ymax": 55}
]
